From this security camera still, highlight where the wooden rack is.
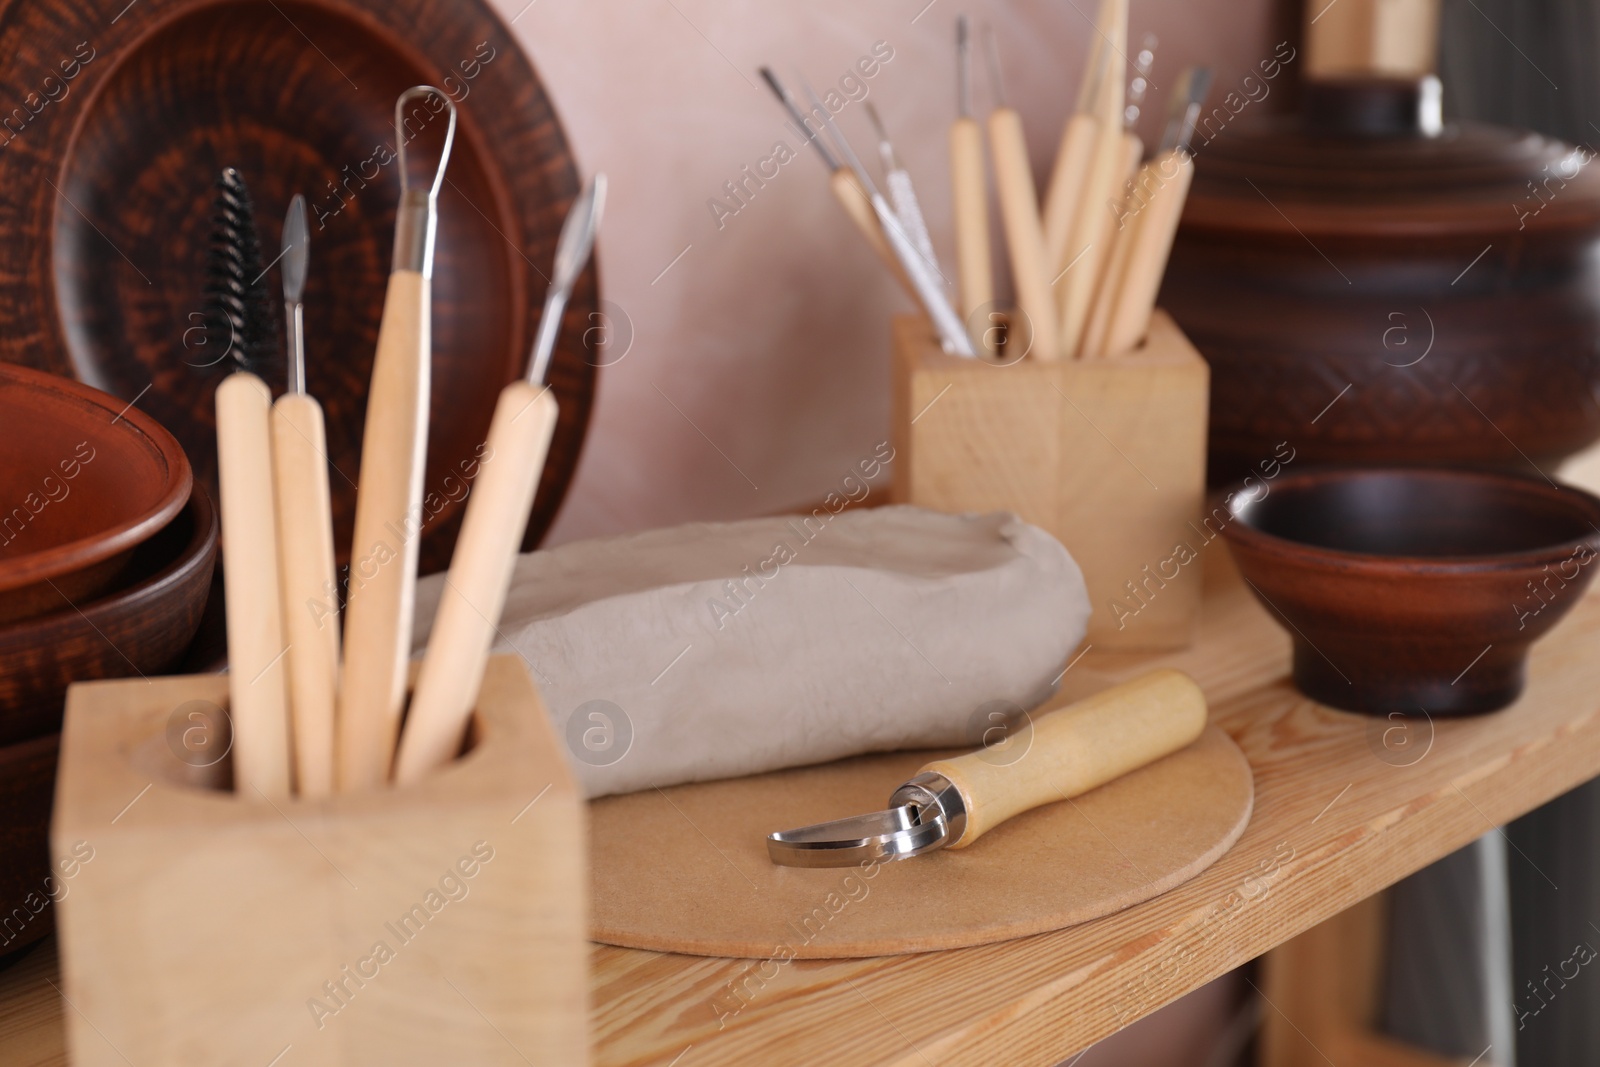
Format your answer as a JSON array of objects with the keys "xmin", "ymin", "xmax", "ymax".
[{"xmin": 5, "ymin": 450, "xmax": 1600, "ymax": 1066}]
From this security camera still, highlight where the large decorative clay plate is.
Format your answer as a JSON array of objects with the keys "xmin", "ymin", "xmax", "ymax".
[{"xmin": 0, "ymin": 0, "xmax": 597, "ymax": 573}]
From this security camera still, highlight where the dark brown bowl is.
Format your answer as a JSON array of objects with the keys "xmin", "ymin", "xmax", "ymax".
[
  {"xmin": 0, "ymin": 484, "xmax": 217, "ymax": 746},
  {"xmin": 0, "ymin": 363, "xmax": 192, "ymax": 625},
  {"xmin": 1220, "ymin": 468, "xmax": 1600, "ymax": 715}
]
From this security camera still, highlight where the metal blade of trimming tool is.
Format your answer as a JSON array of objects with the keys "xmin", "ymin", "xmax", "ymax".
[{"xmin": 767, "ymin": 805, "xmax": 949, "ymax": 867}]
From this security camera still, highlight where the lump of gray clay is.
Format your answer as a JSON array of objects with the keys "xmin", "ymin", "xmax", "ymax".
[{"xmin": 411, "ymin": 505, "xmax": 1089, "ymax": 798}]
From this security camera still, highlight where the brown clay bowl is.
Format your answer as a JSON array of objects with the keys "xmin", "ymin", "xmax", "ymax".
[
  {"xmin": 0, "ymin": 363, "xmax": 192, "ymax": 625},
  {"xmin": 0, "ymin": 0, "xmax": 597, "ymax": 575},
  {"xmin": 1220, "ymin": 468, "xmax": 1600, "ymax": 715},
  {"xmin": 0, "ymin": 484, "xmax": 217, "ymax": 746}
]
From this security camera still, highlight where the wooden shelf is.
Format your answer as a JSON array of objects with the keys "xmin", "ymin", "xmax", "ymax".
[{"xmin": 7, "ymin": 469, "xmax": 1600, "ymax": 1065}]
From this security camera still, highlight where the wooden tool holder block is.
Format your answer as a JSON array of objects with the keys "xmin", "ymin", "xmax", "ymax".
[
  {"xmin": 892, "ymin": 310, "xmax": 1209, "ymax": 650},
  {"xmin": 51, "ymin": 656, "xmax": 586, "ymax": 1067}
]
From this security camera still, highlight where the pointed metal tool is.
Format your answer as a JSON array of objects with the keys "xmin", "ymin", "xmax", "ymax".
[
  {"xmin": 270, "ymin": 192, "xmax": 339, "ymax": 798},
  {"xmin": 799, "ymin": 78, "xmax": 975, "ymax": 357},
  {"xmin": 528, "ymin": 174, "xmax": 606, "ymax": 387},
  {"xmin": 395, "ymin": 175, "xmax": 607, "ymax": 785}
]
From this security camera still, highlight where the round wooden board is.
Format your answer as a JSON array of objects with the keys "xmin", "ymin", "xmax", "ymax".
[
  {"xmin": 589, "ymin": 725, "xmax": 1254, "ymax": 959},
  {"xmin": 0, "ymin": 0, "xmax": 596, "ymax": 573}
]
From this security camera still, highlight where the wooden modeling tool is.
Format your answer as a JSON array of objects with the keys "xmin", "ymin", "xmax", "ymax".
[
  {"xmin": 768, "ymin": 669, "xmax": 1207, "ymax": 866},
  {"xmin": 1081, "ymin": 38, "xmax": 1160, "ymax": 359},
  {"xmin": 394, "ymin": 175, "xmax": 604, "ymax": 785},
  {"xmin": 982, "ymin": 28, "xmax": 1060, "ymax": 361},
  {"xmin": 270, "ymin": 194, "xmax": 338, "ymax": 798},
  {"xmin": 801, "ymin": 78, "xmax": 976, "ymax": 357},
  {"xmin": 337, "ymin": 86, "xmax": 456, "ymax": 792},
  {"xmin": 208, "ymin": 168, "xmax": 293, "ymax": 800},
  {"xmin": 865, "ymin": 102, "xmax": 938, "ymax": 271},
  {"xmin": 1041, "ymin": 35, "xmax": 1105, "ymax": 283},
  {"xmin": 1057, "ymin": 0, "xmax": 1128, "ymax": 358},
  {"xmin": 1097, "ymin": 68, "xmax": 1209, "ymax": 359},
  {"xmin": 949, "ymin": 16, "xmax": 996, "ymax": 355},
  {"xmin": 759, "ymin": 67, "xmax": 914, "ymax": 299}
]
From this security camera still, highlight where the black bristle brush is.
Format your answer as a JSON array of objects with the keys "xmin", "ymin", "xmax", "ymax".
[
  {"xmin": 202, "ymin": 167, "xmax": 280, "ymax": 378},
  {"xmin": 209, "ymin": 164, "xmax": 295, "ymax": 797}
]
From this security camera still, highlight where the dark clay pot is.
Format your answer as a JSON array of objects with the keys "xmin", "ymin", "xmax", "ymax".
[{"xmin": 1162, "ymin": 78, "xmax": 1600, "ymax": 484}]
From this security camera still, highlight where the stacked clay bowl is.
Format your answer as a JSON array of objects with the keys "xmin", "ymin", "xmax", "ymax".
[{"xmin": 0, "ymin": 364, "xmax": 217, "ymax": 957}]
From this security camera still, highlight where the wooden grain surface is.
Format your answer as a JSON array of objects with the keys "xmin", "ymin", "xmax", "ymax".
[{"xmin": 7, "ymin": 489, "xmax": 1600, "ymax": 1064}]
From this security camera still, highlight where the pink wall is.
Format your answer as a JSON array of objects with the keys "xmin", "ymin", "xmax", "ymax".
[{"xmin": 500, "ymin": 0, "xmax": 1286, "ymax": 545}]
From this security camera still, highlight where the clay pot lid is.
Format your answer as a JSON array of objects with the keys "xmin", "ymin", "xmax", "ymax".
[{"xmin": 1183, "ymin": 77, "xmax": 1600, "ymax": 238}]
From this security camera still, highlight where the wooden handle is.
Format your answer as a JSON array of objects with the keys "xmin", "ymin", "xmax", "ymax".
[
  {"xmin": 1305, "ymin": 0, "xmax": 1439, "ymax": 78},
  {"xmin": 1056, "ymin": 0, "xmax": 1127, "ymax": 356},
  {"xmin": 829, "ymin": 168, "xmax": 915, "ymax": 300},
  {"xmin": 215, "ymin": 372, "xmax": 292, "ymax": 800},
  {"xmin": 948, "ymin": 116, "xmax": 995, "ymax": 355},
  {"xmin": 337, "ymin": 269, "xmax": 430, "ymax": 792},
  {"xmin": 988, "ymin": 107, "xmax": 1060, "ymax": 362},
  {"xmin": 394, "ymin": 383, "xmax": 558, "ymax": 785},
  {"xmin": 271, "ymin": 392, "xmax": 339, "ymax": 798},
  {"xmin": 1078, "ymin": 131, "xmax": 1148, "ymax": 359},
  {"xmin": 1103, "ymin": 151, "xmax": 1195, "ymax": 358},
  {"xmin": 1041, "ymin": 113, "xmax": 1099, "ymax": 281},
  {"xmin": 920, "ymin": 668, "xmax": 1206, "ymax": 848}
]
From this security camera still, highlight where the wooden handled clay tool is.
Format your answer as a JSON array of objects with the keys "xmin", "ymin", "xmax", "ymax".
[
  {"xmin": 982, "ymin": 28, "xmax": 1060, "ymax": 362},
  {"xmin": 801, "ymin": 78, "xmax": 976, "ymax": 358},
  {"xmin": 949, "ymin": 16, "xmax": 995, "ymax": 355},
  {"xmin": 1095, "ymin": 68, "xmax": 1209, "ymax": 360},
  {"xmin": 270, "ymin": 194, "xmax": 338, "ymax": 798},
  {"xmin": 1056, "ymin": 0, "xmax": 1128, "ymax": 358},
  {"xmin": 337, "ymin": 86, "xmax": 457, "ymax": 792},
  {"xmin": 864, "ymin": 102, "xmax": 938, "ymax": 271},
  {"xmin": 208, "ymin": 167, "xmax": 292, "ymax": 800},
  {"xmin": 758, "ymin": 67, "xmax": 914, "ymax": 300},
  {"xmin": 767, "ymin": 669, "xmax": 1206, "ymax": 866},
  {"xmin": 1041, "ymin": 33, "xmax": 1105, "ymax": 284},
  {"xmin": 1079, "ymin": 40, "xmax": 1162, "ymax": 359},
  {"xmin": 394, "ymin": 175, "xmax": 605, "ymax": 785}
]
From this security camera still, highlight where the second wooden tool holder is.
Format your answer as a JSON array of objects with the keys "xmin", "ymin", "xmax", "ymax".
[
  {"xmin": 892, "ymin": 309, "xmax": 1209, "ymax": 650},
  {"xmin": 51, "ymin": 656, "xmax": 586, "ymax": 1067}
]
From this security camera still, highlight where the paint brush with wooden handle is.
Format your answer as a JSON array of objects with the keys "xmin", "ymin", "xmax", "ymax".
[
  {"xmin": 949, "ymin": 16, "xmax": 995, "ymax": 355},
  {"xmin": 1056, "ymin": 0, "xmax": 1128, "ymax": 358},
  {"xmin": 337, "ymin": 86, "xmax": 456, "ymax": 792},
  {"xmin": 395, "ymin": 175, "xmax": 605, "ymax": 785},
  {"xmin": 759, "ymin": 67, "xmax": 914, "ymax": 300},
  {"xmin": 207, "ymin": 167, "xmax": 292, "ymax": 800},
  {"xmin": 270, "ymin": 193, "xmax": 338, "ymax": 798},
  {"xmin": 983, "ymin": 28, "xmax": 1059, "ymax": 361},
  {"xmin": 1097, "ymin": 68, "xmax": 1210, "ymax": 359}
]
